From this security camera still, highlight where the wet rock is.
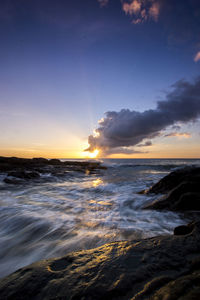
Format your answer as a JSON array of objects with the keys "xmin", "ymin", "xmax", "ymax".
[
  {"xmin": 7, "ymin": 171, "xmax": 40, "ymax": 180},
  {"xmin": 174, "ymin": 222, "xmax": 195, "ymax": 235},
  {"xmin": 48, "ymin": 159, "xmax": 62, "ymax": 165},
  {"xmin": 4, "ymin": 171, "xmax": 40, "ymax": 184},
  {"xmin": 145, "ymin": 166, "xmax": 200, "ymax": 194},
  {"xmin": 143, "ymin": 167, "xmax": 200, "ymax": 212},
  {"xmin": 0, "ymin": 222, "xmax": 200, "ymax": 299},
  {"xmin": 0, "ymin": 156, "xmax": 106, "ymax": 182},
  {"xmin": 31, "ymin": 158, "xmax": 48, "ymax": 164},
  {"xmin": 145, "ymin": 188, "xmax": 200, "ymax": 212},
  {"xmin": 3, "ymin": 178, "xmax": 24, "ymax": 184}
]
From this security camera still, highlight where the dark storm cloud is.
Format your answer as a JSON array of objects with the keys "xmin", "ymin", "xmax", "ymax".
[{"xmin": 86, "ymin": 77, "xmax": 200, "ymax": 155}]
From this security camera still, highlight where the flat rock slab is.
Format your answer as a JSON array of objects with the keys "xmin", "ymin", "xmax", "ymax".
[{"xmin": 1, "ymin": 222, "xmax": 200, "ymax": 299}]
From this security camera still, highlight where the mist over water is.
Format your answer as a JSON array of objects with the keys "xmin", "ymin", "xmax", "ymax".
[{"xmin": 0, "ymin": 159, "xmax": 200, "ymax": 278}]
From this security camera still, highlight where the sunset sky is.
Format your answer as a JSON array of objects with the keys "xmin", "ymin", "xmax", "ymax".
[{"xmin": 1, "ymin": 0, "xmax": 200, "ymax": 158}]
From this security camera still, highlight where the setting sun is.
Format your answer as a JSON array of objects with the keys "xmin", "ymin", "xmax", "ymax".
[
  {"xmin": 82, "ymin": 149, "xmax": 100, "ymax": 159},
  {"xmin": 88, "ymin": 149, "xmax": 99, "ymax": 158}
]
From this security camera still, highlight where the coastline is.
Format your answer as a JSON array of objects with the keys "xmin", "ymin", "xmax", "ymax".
[{"xmin": 0, "ymin": 157, "xmax": 200, "ymax": 299}]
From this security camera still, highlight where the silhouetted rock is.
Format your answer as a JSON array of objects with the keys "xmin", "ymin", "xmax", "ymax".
[
  {"xmin": 3, "ymin": 178, "xmax": 24, "ymax": 184},
  {"xmin": 3, "ymin": 171, "xmax": 40, "ymax": 184},
  {"xmin": 144, "ymin": 166, "xmax": 200, "ymax": 194},
  {"xmin": 0, "ymin": 222, "xmax": 200, "ymax": 299},
  {"xmin": 174, "ymin": 222, "xmax": 195, "ymax": 235},
  {"xmin": 31, "ymin": 158, "xmax": 49, "ymax": 164},
  {"xmin": 48, "ymin": 159, "xmax": 63, "ymax": 165},
  {"xmin": 7, "ymin": 171, "xmax": 40, "ymax": 179},
  {"xmin": 0, "ymin": 156, "xmax": 107, "ymax": 183},
  {"xmin": 143, "ymin": 166, "xmax": 200, "ymax": 212}
]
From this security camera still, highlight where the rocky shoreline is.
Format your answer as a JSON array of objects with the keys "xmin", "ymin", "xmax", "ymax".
[
  {"xmin": 0, "ymin": 161, "xmax": 200, "ymax": 299},
  {"xmin": 0, "ymin": 156, "xmax": 106, "ymax": 184}
]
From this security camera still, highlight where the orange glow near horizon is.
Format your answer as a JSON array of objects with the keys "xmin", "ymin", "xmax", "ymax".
[
  {"xmin": 83, "ymin": 149, "xmax": 100, "ymax": 159},
  {"xmin": 1, "ymin": 138, "xmax": 200, "ymax": 159}
]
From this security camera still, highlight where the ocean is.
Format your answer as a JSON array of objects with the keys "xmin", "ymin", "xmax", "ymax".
[{"xmin": 0, "ymin": 158, "xmax": 199, "ymax": 278}]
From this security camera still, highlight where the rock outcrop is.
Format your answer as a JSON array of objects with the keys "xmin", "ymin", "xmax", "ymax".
[
  {"xmin": 143, "ymin": 166, "xmax": 200, "ymax": 212},
  {"xmin": 0, "ymin": 156, "xmax": 106, "ymax": 184},
  {"xmin": 142, "ymin": 166, "xmax": 200, "ymax": 194},
  {"xmin": 0, "ymin": 222, "xmax": 200, "ymax": 299}
]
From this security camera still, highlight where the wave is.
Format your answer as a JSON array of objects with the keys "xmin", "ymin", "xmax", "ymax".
[{"xmin": 106, "ymin": 163, "xmax": 200, "ymax": 171}]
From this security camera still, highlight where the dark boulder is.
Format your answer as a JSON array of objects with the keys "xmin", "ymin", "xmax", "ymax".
[
  {"xmin": 143, "ymin": 166, "xmax": 200, "ymax": 212},
  {"xmin": 145, "ymin": 166, "xmax": 200, "ymax": 194},
  {"xmin": 31, "ymin": 158, "xmax": 48, "ymax": 164},
  {"xmin": 4, "ymin": 171, "xmax": 40, "ymax": 184},
  {"xmin": 174, "ymin": 222, "xmax": 195, "ymax": 235},
  {"xmin": 174, "ymin": 192, "xmax": 200, "ymax": 211},
  {"xmin": 48, "ymin": 159, "xmax": 62, "ymax": 165},
  {"xmin": 145, "ymin": 182, "xmax": 200, "ymax": 211},
  {"xmin": 4, "ymin": 178, "xmax": 24, "ymax": 184},
  {"xmin": 7, "ymin": 171, "xmax": 40, "ymax": 180}
]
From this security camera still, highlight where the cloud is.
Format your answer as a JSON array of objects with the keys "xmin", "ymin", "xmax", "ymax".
[
  {"xmin": 122, "ymin": 0, "xmax": 161, "ymax": 23},
  {"xmin": 164, "ymin": 132, "xmax": 191, "ymax": 138},
  {"xmin": 97, "ymin": 0, "xmax": 109, "ymax": 7},
  {"xmin": 137, "ymin": 141, "xmax": 152, "ymax": 147},
  {"xmin": 86, "ymin": 77, "xmax": 200, "ymax": 156},
  {"xmin": 103, "ymin": 147, "xmax": 147, "ymax": 155},
  {"xmin": 149, "ymin": 1, "xmax": 160, "ymax": 21},
  {"xmin": 97, "ymin": 0, "xmax": 161, "ymax": 23},
  {"xmin": 194, "ymin": 52, "xmax": 200, "ymax": 62},
  {"xmin": 123, "ymin": 0, "xmax": 142, "ymax": 15},
  {"xmin": 170, "ymin": 125, "xmax": 181, "ymax": 131}
]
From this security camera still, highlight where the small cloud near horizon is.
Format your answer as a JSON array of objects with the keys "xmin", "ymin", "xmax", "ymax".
[
  {"xmin": 164, "ymin": 132, "xmax": 191, "ymax": 138},
  {"xmin": 194, "ymin": 52, "xmax": 200, "ymax": 62}
]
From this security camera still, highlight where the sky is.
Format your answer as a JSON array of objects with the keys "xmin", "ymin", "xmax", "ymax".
[{"xmin": 0, "ymin": 0, "xmax": 200, "ymax": 158}]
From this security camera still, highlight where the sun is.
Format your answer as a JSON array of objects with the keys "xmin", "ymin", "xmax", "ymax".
[
  {"xmin": 88, "ymin": 149, "xmax": 99, "ymax": 158},
  {"xmin": 82, "ymin": 148, "xmax": 100, "ymax": 159}
]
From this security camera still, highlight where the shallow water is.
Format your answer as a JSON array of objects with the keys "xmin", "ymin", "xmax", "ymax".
[{"xmin": 0, "ymin": 158, "xmax": 199, "ymax": 278}]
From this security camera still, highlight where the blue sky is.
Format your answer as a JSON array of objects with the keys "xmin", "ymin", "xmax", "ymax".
[{"xmin": 0, "ymin": 0, "xmax": 200, "ymax": 158}]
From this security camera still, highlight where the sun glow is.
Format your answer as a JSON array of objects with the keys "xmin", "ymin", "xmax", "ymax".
[
  {"xmin": 88, "ymin": 149, "xmax": 99, "ymax": 158},
  {"xmin": 83, "ymin": 148, "xmax": 100, "ymax": 159}
]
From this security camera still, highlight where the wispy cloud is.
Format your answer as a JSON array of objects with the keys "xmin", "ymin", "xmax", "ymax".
[
  {"xmin": 164, "ymin": 132, "xmax": 191, "ymax": 138},
  {"xmin": 137, "ymin": 141, "xmax": 152, "ymax": 147},
  {"xmin": 97, "ymin": 0, "xmax": 109, "ymax": 7},
  {"xmin": 194, "ymin": 51, "xmax": 200, "ymax": 62},
  {"xmin": 149, "ymin": 1, "xmax": 160, "ymax": 21},
  {"xmin": 103, "ymin": 147, "xmax": 147, "ymax": 155}
]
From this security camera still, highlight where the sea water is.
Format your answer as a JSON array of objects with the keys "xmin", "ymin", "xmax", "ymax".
[{"xmin": 0, "ymin": 158, "xmax": 199, "ymax": 278}]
